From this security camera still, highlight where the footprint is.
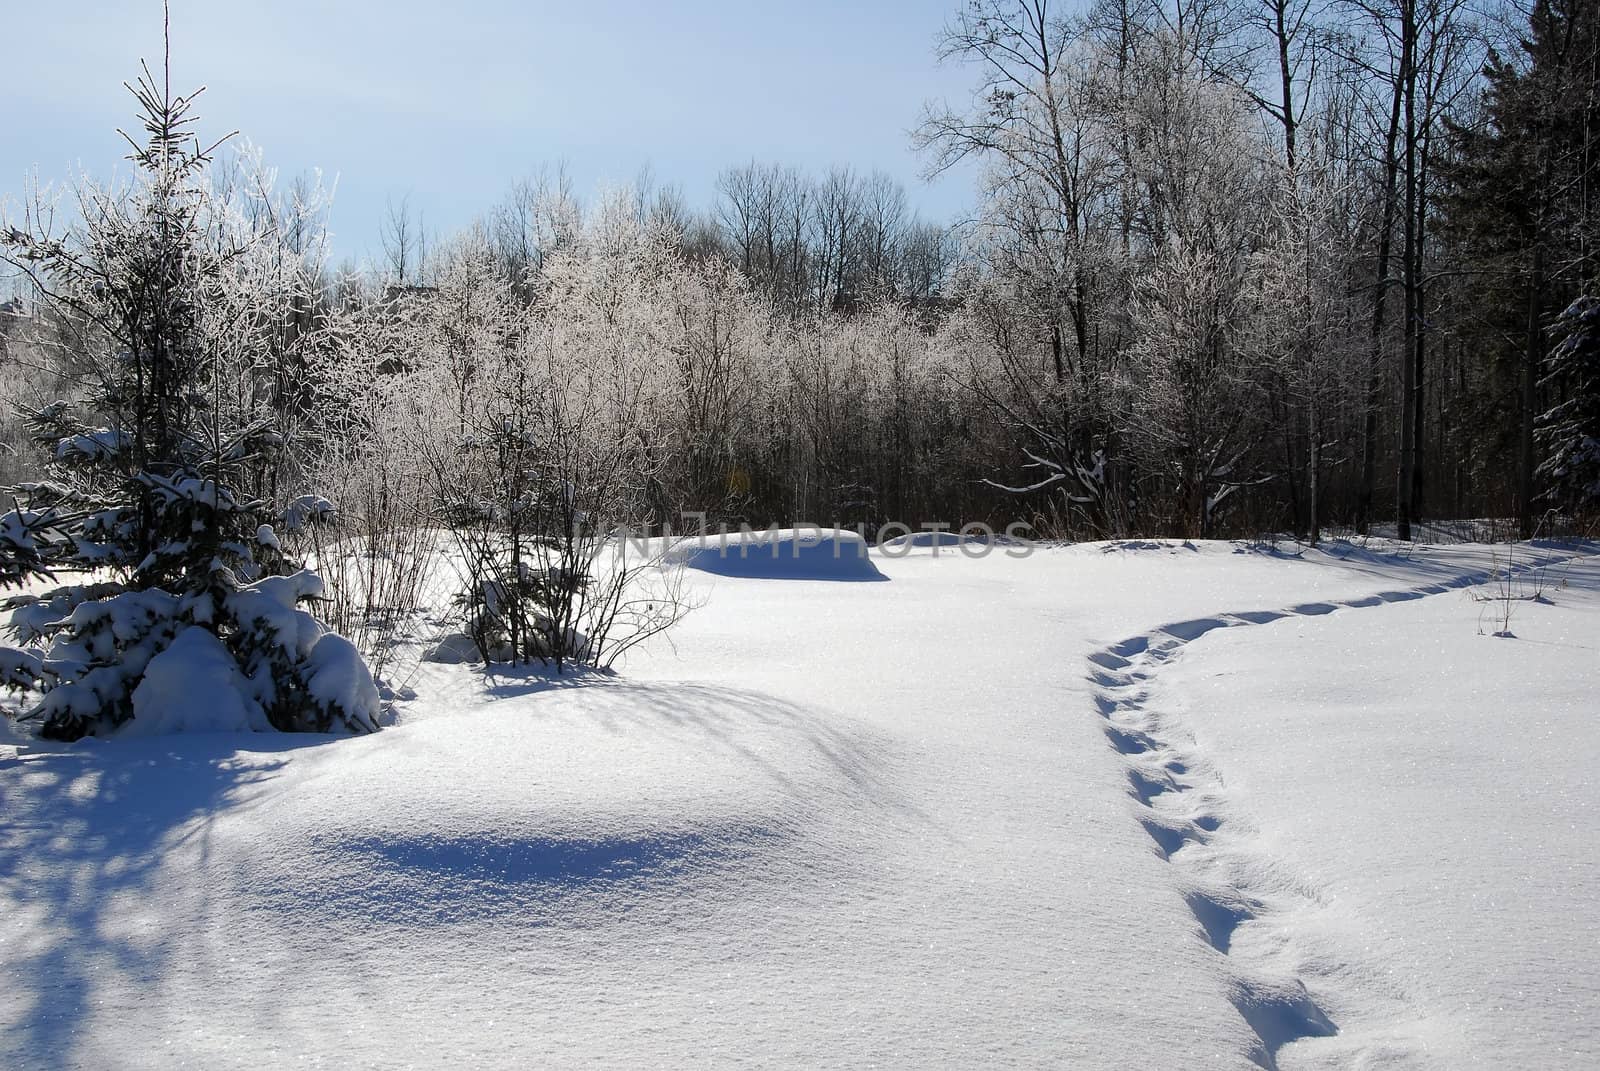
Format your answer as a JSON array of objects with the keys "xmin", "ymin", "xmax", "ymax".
[
  {"xmin": 1088, "ymin": 650, "xmax": 1131, "ymax": 670},
  {"xmin": 1105, "ymin": 725, "xmax": 1159, "ymax": 755},
  {"xmin": 1085, "ymin": 551, "xmax": 1598, "ymax": 1071},
  {"xmin": 1139, "ymin": 816, "xmax": 1194, "ymax": 858},
  {"xmin": 1163, "ymin": 617, "xmax": 1231, "ymax": 642},
  {"xmin": 1229, "ymin": 976, "xmax": 1338, "ymax": 1070},
  {"xmin": 1110, "ymin": 636, "xmax": 1151, "ymax": 658},
  {"xmin": 1185, "ymin": 890, "xmax": 1258, "ymax": 953},
  {"xmin": 1230, "ymin": 610, "xmax": 1287, "ymax": 625},
  {"xmin": 1127, "ymin": 768, "xmax": 1175, "ymax": 804}
]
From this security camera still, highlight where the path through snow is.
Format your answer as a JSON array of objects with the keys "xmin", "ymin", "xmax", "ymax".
[{"xmin": 1085, "ymin": 544, "xmax": 1594, "ymax": 1069}]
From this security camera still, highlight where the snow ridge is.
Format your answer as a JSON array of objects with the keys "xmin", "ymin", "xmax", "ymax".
[{"xmin": 1085, "ymin": 545, "xmax": 1591, "ymax": 1070}]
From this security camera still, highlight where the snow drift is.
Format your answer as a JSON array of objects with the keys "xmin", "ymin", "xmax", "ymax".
[{"xmin": 666, "ymin": 527, "xmax": 886, "ymax": 581}]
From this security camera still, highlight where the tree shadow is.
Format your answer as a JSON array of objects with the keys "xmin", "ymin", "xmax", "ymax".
[
  {"xmin": 477, "ymin": 660, "xmax": 615, "ymax": 700},
  {"xmin": 0, "ymin": 734, "xmax": 334, "ymax": 1068},
  {"xmin": 571, "ymin": 680, "xmax": 930, "ymax": 829},
  {"xmin": 1231, "ymin": 537, "xmax": 1600, "ymax": 595}
]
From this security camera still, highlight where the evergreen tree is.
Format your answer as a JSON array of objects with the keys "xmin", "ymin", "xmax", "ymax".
[
  {"xmin": 0, "ymin": 39, "xmax": 378, "ymax": 739},
  {"xmin": 1438, "ymin": 0, "xmax": 1600, "ymax": 532},
  {"xmin": 1538, "ymin": 295, "xmax": 1600, "ymax": 512}
]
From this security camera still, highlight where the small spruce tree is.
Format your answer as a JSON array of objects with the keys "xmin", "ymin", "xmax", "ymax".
[{"xmin": 0, "ymin": 31, "xmax": 378, "ymax": 739}]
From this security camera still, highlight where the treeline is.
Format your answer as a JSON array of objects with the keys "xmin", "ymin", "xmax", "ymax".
[{"xmin": 4, "ymin": 0, "xmax": 1599, "ymax": 545}]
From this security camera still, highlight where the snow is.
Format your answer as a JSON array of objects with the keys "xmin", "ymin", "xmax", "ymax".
[
  {"xmin": 1141, "ymin": 553, "xmax": 1600, "ymax": 1069},
  {"xmin": 0, "ymin": 646, "xmax": 47, "ymax": 692},
  {"xmin": 0, "ymin": 509, "xmax": 45, "ymax": 555},
  {"xmin": 0, "ymin": 538, "xmax": 1596, "ymax": 1068},
  {"xmin": 281, "ymin": 494, "xmax": 336, "ymax": 532},
  {"xmin": 53, "ymin": 428, "xmax": 129, "ymax": 463},
  {"xmin": 226, "ymin": 570, "xmax": 326, "ymax": 656},
  {"xmin": 301, "ymin": 632, "xmax": 381, "ymax": 729},
  {"xmin": 880, "ymin": 528, "xmax": 970, "ymax": 549},
  {"xmin": 665, "ymin": 526, "xmax": 886, "ymax": 580},
  {"xmin": 123, "ymin": 626, "xmax": 273, "ymax": 735},
  {"xmin": 420, "ymin": 631, "xmax": 482, "ymax": 664},
  {"xmin": 2, "ymin": 566, "xmax": 377, "ymax": 737},
  {"xmin": 877, "ymin": 527, "xmax": 1025, "ymax": 552}
]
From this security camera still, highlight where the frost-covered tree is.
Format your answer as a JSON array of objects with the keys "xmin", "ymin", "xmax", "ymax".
[
  {"xmin": 289, "ymin": 271, "xmax": 442, "ymax": 683},
  {"xmin": 916, "ymin": 0, "xmax": 1131, "ymax": 534},
  {"xmin": 1120, "ymin": 31, "xmax": 1272, "ymax": 538},
  {"xmin": 650, "ymin": 254, "xmax": 766, "ymax": 514},
  {"xmin": 1246, "ymin": 143, "xmax": 1365, "ymax": 544},
  {"xmin": 0, "ymin": 41, "xmax": 378, "ymax": 739}
]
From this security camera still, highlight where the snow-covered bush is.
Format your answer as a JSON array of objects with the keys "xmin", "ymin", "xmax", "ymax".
[
  {"xmin": 0, "ymin": 54, "xmax": 378, "ymax": 739},
  {"xmin": 5, "ymin": 567, "xmax": 377, "ymax": 738}
]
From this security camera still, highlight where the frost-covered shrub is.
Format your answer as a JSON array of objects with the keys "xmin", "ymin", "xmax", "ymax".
[
  {"xmin": 410, "ymin": 231, "xmax": 691, "ymax": 671},
  {"xmin": 449, "ymin": 561, "xmax": 593, "ymax": 665}
]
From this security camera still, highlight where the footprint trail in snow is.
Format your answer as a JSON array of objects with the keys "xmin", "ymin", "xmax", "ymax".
[{"xmin": 1085, "ymin": 546, "xmax": 1589, "ymax": 1070}]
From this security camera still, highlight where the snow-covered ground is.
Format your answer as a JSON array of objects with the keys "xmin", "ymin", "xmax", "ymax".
[
  {"xmin": 2, "ymin": 538, "xmax": 1596, "ymax": 1068},
  {"xmin": 1143, "ymin": 552, "xmax": 1600, "ymax": 1069}
]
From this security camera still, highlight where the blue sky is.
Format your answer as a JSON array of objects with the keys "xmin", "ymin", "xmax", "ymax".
[{"xmin": 3, "ymin": 0, "xmax": 980, "ymax": 266}]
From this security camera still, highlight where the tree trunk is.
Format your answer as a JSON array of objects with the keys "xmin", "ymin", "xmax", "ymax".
[
  {"xmin": 1360, "ymin": 11, "xmax": 1407, "ymax": 535},
  {"xmin": 1397, "ymin": 0, "xmax": 1418, "ymax": 542},
  {"xmin": 1411, "ymin": 141, "xmax": 1432, "ymax": 519},
  {"xmin": 1273, "ymin": 0, "xmax": 1298, "ymax": 168},
  {"xmin": 1519, "ymin": 243, "xmax": 1543, "ymax": 538},
  {"xmin": 1308, "ymin": 394, "xmax": 1321, "ymax": 545}
]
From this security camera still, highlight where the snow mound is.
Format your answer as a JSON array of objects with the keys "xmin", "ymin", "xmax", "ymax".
[
  {"xmin": 0, "ymin": 675, "xmax": 899, "ymax": 1071},
  {"xmin": 883, "ymin": 530, "xmax": 967, "ymax": 549},
  {"xmin": 421, "ymin": 632, "xmax": 482, "ymax": 664},
  {"xmin": 123, "ymin": 626, "xmax": 273, "ymax": 736},
  {"xmin": 667, "ymin": 528, "xmax": 886, "ymax": 581},
  {"xmin": 253, "ymin": 680, "xmax": 871, "ymax": 924},
  {"xmin": 879, "ymin": 529, "xmax": 1022, "ymax": 552}
]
